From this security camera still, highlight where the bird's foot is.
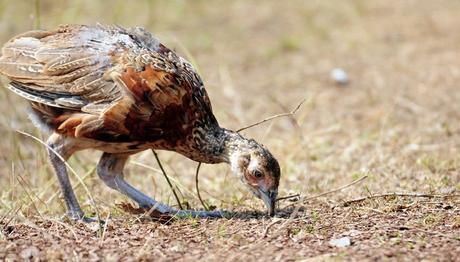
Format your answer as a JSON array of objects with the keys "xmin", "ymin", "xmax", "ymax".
[
  {"xmin": 172, "ymin": 210, "xmax": 230, "ymax": 219},
  {"xmin": 80, "ymin": 216, "xmax": 104, "ymax": 224},
  {"xmin": 120, "ymin": 202, "xmax": 229, "ymax": 220},
  {"xmin": 63, "ymin": 211, "xmax": 103, "ymax": 224}
]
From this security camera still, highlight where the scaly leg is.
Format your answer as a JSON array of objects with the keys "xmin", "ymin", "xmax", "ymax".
[
  {"xmin": 97, "ymin": 152, "xmax": 172, "ymax": 213},
  {"xmin": 47, "ymin": 133, "xmax": 84, "ymax": 220},
  {"xmin": 97, "ymin": 153, "xmax": 225, "ymax": 218}
]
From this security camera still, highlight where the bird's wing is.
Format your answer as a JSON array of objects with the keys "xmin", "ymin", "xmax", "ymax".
[
  {"xmin": 0, "ymin": 25, "xmax": 151, "ymax": 112},
  {"xmin": 0, "ymin": 25, "xmax": 214, "ymax": 139}
]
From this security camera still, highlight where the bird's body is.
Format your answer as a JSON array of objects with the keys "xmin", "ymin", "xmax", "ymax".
[{"xmin": 0, "ymin": 25, "xmax": 280, "ymax": 219}]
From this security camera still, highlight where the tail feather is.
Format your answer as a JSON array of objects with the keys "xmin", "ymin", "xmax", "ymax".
[{"xmin": 7, "ymin": 82, "xmax": 59, "ymax": 107}]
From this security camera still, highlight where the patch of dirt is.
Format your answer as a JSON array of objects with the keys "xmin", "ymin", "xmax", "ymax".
[{"xmin": 1, "ymin": 197, "xmax": 459, "ymax": 261}]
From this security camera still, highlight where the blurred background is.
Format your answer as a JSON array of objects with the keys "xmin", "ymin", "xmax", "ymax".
[{"xmin": 0, "ymin": 0, "xmax": 459, "ymax": 217}]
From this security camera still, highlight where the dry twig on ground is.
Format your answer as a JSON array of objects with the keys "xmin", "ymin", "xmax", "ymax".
[
  {"xmin": 383, "ymin": 225, "xmax": 460, "ymax": 241},
  {"xmin": 302, "ymin": 175, "xmax": 369, "ymax": 202},
  {"xmin": 341, "ymin": 192, "xmax": 460, "ymax": 207},
  {"xmin": 283, "ymin": 175, "xmax": 368, "ymax": 209},
  {"xmin": 261, "ymin": 219, "xmax": 282, "ymax": 238},
  {"xmin": 276, "ymin": 194, "xmax": 301, "ymax": 202}
]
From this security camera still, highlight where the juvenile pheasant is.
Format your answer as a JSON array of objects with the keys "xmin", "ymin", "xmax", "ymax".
[{"xmin": 0, "ymin": 25, "xmax": 280, "ymax": 220}]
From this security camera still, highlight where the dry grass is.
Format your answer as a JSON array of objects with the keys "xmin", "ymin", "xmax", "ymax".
[{"xmin": 1, "ymin": 0, "xmax": 460, "ymax": 260}]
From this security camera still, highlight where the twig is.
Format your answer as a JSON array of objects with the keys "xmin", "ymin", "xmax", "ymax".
[
  {"xmin": 299, "ymin": 175, "xmax": 368, "ymax": 204},
  {"xmin": 268, "ymin": 95, "xmax": 305, "ymax": 137},
  {"xmin": 195, "ymin": 162, "xmax": 209, "ymax": 210},
  {"xmin": 261, "ymin": 219, "xmax": 282, "ymax": 238},
  {"xmin": 283, "ymin": 175, "xmax": 368, "ymax": 209},
  {"xmin": 342, "ymin": 192, "xmax": 460, "ymax": 207},
  {"xmin": 151, "ymin": 150, "xmax": 183, "ymax": 210},
  {"xmin": 276, "ymin": 194, "xmax": 300, "ymax": 202},
  {"xmin": 276, "ymin": 174, "xmax": 367, "ymax": 209},
  {"xmin": 384, "ymin": 225, "xmax": 460, "ymax": 241},
  {"xmin": 237, "ymin": 99, "xmax": 305, "ymax": 132}
]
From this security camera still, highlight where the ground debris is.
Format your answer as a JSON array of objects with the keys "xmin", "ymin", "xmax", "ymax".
[
  {"xmin": 1, "ymin": 198, "xmax": 459, "ymax": 261},
  {"xmin": 117, "ymin": 203, "xmax": 173, "ymax": 223}
]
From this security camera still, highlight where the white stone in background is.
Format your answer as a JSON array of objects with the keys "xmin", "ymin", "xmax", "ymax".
[
  {"xmin": 329, "ymin": 237, "xmax": 351, "ymax": 247},
  {"xmin": 330, "ymin": 68, "xmax": 349, "ymax": 85}
]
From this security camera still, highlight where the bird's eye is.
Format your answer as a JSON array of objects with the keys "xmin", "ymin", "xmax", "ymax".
[{"xmin": 253, "ymin": 170, "xmax": 263, "ymax": 178}]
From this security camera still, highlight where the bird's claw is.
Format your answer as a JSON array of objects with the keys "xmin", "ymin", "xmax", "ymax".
[{"xmin": 63, "ymin": 212, "xmax": 103, "ymax": 224}]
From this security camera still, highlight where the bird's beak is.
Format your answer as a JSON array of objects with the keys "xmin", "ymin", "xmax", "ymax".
[{"xmin": 260, "ymin": 189, "xmax": 277, "ymax": 216}]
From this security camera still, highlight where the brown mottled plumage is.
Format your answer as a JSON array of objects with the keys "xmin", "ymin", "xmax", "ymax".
[{"xmin": 0, "ymin": 24, "xmax": 280, "ymax": 220}]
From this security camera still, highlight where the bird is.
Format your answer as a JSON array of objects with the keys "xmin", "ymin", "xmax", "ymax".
[{"xmin": 0, "ymin": 24, "xmax": 280, "ymax": 220}]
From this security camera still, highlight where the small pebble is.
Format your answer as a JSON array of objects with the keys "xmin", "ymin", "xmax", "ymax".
[
  {"xmin": 330, "ymin": 68, "xmax": 349, "ymax": 85},
  {"xmin": 329, "ymin": 236, "xmax": 351, "ymax": 247}
]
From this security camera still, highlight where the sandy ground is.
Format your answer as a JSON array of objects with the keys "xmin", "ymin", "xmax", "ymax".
[{"xmin": 2, "ymin": 197, "xmax": 459, "ymax": 261}]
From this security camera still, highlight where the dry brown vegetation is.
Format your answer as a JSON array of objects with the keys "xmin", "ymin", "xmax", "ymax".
[{"xmin": 1, "ymin": 0, "xmax": 460, "ymax": 261}]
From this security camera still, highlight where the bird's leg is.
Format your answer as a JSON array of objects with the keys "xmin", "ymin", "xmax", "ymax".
[
  {"xmin": 47, "ymin": 133, "xmax": 84, "ymax": 220},
  {"xmin": 97, "ymin": 152, "xmax": 173, "ymax": 213},
  {"xmin": 97, "ymin": 153, "xmax": 225, "ymax": 218}
]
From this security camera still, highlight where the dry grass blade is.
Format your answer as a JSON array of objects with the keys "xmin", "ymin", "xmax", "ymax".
[
  {"xmin": 237, "ymin": 99, "xmax": 305, "ymax": 132},
  {"xmin": 99, "ymin": 212, "xmax": 111, "ymax": 245},
  {"xmin": 195, "ymin": 162, "xmax": 209, "ymax": 210},
  {"xmin": 284, "ymin": 175, "xmax": 368, "ymax": 209},
  {"xmin": 0, "ymin": 204, "xmax": 21, "ymax": 230},
  {"xmin": 302, "ymin": 175, "xmax": 368, "ymax": 202},
  {"xmin": 151, "ymin": 150, "xmax": 184, "ymax": 210},
  {"xmin": 43, "ymin": 167, "xmax": 95, "ymax": 206},
  {"xmin": 14, "ymin": 173, "xmax": 44, "ymax": 219},
  {"xmin": 34, "ymin": 0, "xmax": 40, "ymax": 29},
  {"xmin": 276, "ymin": 194, "xmax": 300, "ymax": 202},
  {"xmin": 342, "ymin": 192, "xmax": 460, "ymax": 207},
  {"xmin": 16, "ymin": 130, "xmax": 102, "ymax": 223}
]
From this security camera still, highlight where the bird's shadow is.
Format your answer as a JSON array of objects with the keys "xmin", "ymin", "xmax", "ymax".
[
  {"xmin": 214, "ymin": 206, "xmax": 308, "ymax": 221},
  {"xmin": 117, "ymin": 202, "xmax": 307, "ymax": 223}
]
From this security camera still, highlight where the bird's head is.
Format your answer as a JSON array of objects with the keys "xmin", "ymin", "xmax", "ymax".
[{"xmin": 230, "ymin": 140, "xmax": 281, "ymax": 216}]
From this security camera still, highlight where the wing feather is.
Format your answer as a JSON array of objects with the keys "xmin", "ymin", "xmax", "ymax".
[{"xmin": 0, "ymin": 25, "xmax": 134, "ymax": 112}]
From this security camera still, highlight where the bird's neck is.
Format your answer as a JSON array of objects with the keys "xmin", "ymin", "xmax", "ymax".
[{"xmin": 188, "ymin": 127, "xmax": 249, "ymax": 164}]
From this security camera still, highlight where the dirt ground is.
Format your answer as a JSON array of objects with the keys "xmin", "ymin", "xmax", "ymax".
[
  {"xmin": 1, "ymin": 0, "xmax": 460, "ymax": 261},
  {"xmin": 2, "ymin": 197, "xmax": 460, "ymax": 261}
]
